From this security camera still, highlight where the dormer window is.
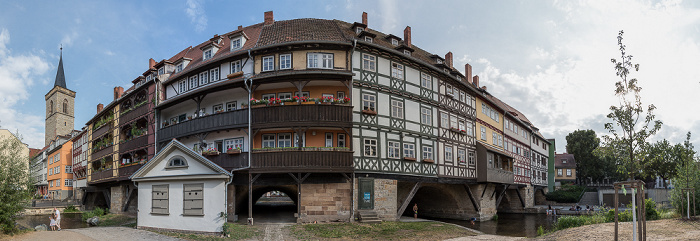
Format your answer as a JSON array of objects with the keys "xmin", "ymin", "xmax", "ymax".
[
  {"xmin": 166, "ymin": 156, "xmax": 188, "ymax": 169},
  {"xmin": 436, "ymin": 59, "xmax": 443, "ymax": 64},
  {"xmin": 176, "ymin": 64, "xmax": 183, "ymax": 73},
  {"xmin": 356, "ymin": 27, "xmax": 364, "ymax": 34},
  {"xmin": 365, "ymin": 36, "xmax": 373, "ymax": 43},
  {"xmin": 403, "ymin": 50, "xmax": 411, "ymax": 56},
  {"xmin": 158, "ymin": 67, "xmax": 164, "ymax": 75},
  {"xmin": 203, "ymin": 49, "xmax": 213, "ymax": 60},
  {"xmin": 391, "ymin": 39, "xmax": 399, "ymax": 46},
  {"xmin": 231, "ymin": 37, "xmax": 242, "ymax": 51}
]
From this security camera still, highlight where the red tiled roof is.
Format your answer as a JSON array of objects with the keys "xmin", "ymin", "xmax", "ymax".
[
  {"xmin": 29, "ymin": 148, "xmax": 41, "ymax": 159},
  {"xmin": 555, "ymin": 153, "xmax": 576, "ymax": 168},
  {"xmin": 255, "ymin": 19, "xmax": 348, "ymax": 47}
]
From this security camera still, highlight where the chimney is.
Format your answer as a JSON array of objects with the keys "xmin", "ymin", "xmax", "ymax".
[
  {"xmin": 445, "ymin": 52, "xmax": 453, "ymax": 68},
  {"xmin": 114, "ymin": 86, "xmax": 124, "ymax": 100},
  {"xmin": 264, "ymin": 11, "xmax": 274, "ymax": 25},
  {"xmin": 362, "ymin": 12, "xmax": 368, "ymax": 26},
  {"xmin": 238, "ymin": 25, "xmax": 243, "ymax": 30},
  {"xmin": 465, "ymin": 64, "xmax": 473, "ymax": 84},
  {"xmin": 404, "ymin": 26, "xmax": 412, "ymax": 47},
  {"xmin": 149, "ymin": 58, "xmax": 156, "ymax": 69},
  {"xmin": 473, "ymin": 75, "xmax": 479, "ymax": 88},
  {"xmin": 97, "ymin": 104, "xmax": 103, "ymax": 114}
]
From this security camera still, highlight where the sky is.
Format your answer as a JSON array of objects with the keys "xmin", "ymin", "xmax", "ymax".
[{"xmin": 0, "ymin": 0, "xmax": 698, "ymax": 154}]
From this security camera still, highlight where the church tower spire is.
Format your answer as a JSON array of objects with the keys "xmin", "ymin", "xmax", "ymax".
[
  {"xmin": 45, "ymin": 46, "xmax": 76, "ymax": 146},
  {"xmin": 54, "ymin": 45, "xmax": 67, "ymax": 88}
]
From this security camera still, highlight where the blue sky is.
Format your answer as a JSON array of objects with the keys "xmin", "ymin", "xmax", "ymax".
[{"xmin": 1, "ymin": 0, "xmax": 699, "ymax": 153}]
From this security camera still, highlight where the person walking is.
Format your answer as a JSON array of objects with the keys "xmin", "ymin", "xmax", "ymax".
[
  {"xmin": 413, "ymin": 203, "xmax": 418, "ymax": 219},
  {"xmin": 53, "ymin": 207, "xmax": 61, "ymax": 231}
]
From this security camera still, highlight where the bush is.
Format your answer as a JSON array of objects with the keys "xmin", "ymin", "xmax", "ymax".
[
  {"xmin": 64, "ymin": 205, "xmax": 79, "ymax": 212},
  {"xmin": 605, "ymin": 209, "xmax": 633, "ymax": 222},
  {"xmin": 553, "ymin": 214, "xmax": 606, "ymax": 231},
  {"xmin": 81, "ymin": 207, "xmax": 107, "ymax": 221},
  {"xmin": 537, "ymin": 225, "xmax": 546, "ymax": 236},
  {"xmin": 645, "ymin": 198, "xmax": 659, "ymax": 220},
  {"xmin": 546, "ymin": 185, "xmax": 586, "ymax": 203}
]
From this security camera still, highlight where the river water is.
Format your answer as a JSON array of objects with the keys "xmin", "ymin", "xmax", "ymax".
[
  {"xmin": 16, "ymin": 213, "xmax": 89, "ymax": 230},
  {"xmin": 436, "ymin": 213, "xmax": 557, "ymax": 238}
]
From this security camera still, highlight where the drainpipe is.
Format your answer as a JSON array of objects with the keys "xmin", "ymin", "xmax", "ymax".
[
  {"xmin": 349, "ymin": 39, "xmax": 357, "ymax": 223},
  {"xmin": 244, "ymin": 49, "xmax": 254, "ymax": 225},
  {"xmin": 225, "ymin": 174, "xmax": 233, "ymax": 223}
]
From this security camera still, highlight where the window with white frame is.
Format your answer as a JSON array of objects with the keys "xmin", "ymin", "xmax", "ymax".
[
  {"xmin": 307, "ymin": 53, "xmax": 333, "ymax": 69},
  {"xmin": 230, "ymin": 38, "xmax": 242, "ymax": 50},
  {"xmin": 404, "ymin": 50, "xmax": 411, "ymax": 56},
  {"xmin": 364, "ymin": 139, "xmax": 377, "ymax": 157},
  {"xmin": 64, "ymin": 179, "xmax": 73, "ymax": 187},
  {"xmin": 225, "ymin": 138, "xmax": 244, "ymax": 151},
  {"xmin": 364, "ymin": 36, "xmax": 373, "ymax": 42},
  {"xmin": 278, "ymin": 92, "xmax": 292, "ymax": 100},
  {"xmin": 280, "ymin": 54, "xmax": 292, "ymax": 70},
  {"xmin": 261, "ymin": 93, "xmax": 275, "ymax": 100},
  {"xmin": 391, "ymin": 38, "xmax": 399, "ymax": 46},
  {"xmin": 210, "ymin": 68, "xmax": 219, "ymax": 82},
  {"xmin": 362, "ymin": 93, "xmax": 376, "ymax": 111},
  {"xmin": 487, "ymin": 153, "xmax": 494, "ymax": 168},
  {"xmin": 213, "ymin": 104, "xmax": 224, "ymax": 113},
  {"xmin": 458, "ymin": 149, "xmax": 466, "ymax": 165},
  {"xmin": 467, "ymin": 121, "xmax": 474, "ymax": 136},
  {"xmin": 422, "ymin": 146, "xmax": 433, "ymax": 160},
  {"xmin": 199, "ymin": 71, "xmax": 209, "ymax": 86},
  {"xmin": 481, "ymin": 127, "xmax": 486, "ymax": 140},
  {"xmin": 278, "ymin": 133, "xmax": 292, "ymax": 148},
  {"xmin": 262, "ymin": 134, "xmax": 275, "ymax": 148},
  {"xmin": 446, "ymin": 84, "xmax": 453, "ymax": 96},
  {"xmin": 566, "ymin": 169, "xmax": 572, "ymax": 176},
  {"xmin": 325, "ymin": 133, "xmax": 333, "ymax": 147},
  {"xmin": 445, "ymin": 146, "xmax": 453, "ymax": 162},
  {"xmin": 421, "ymin": 73, "xmax": 431, "ymax": 89},
  {"xmin": 226, "ymin": 101, "xmax": 237, "ymax": 111},
  {"xmin": 493, "ymin": 133, "xmax": 498, "ymax": 145},
  {"xmin": 56, "ymin": 179, "xmax": 60, "ymax": 187},
  {"xmin": 158, "ymin": 68, "xmax": 164, "ymax": 75},
  {"xmin": 231, "ymin": 60, "xmax": 242, "ymax": 73},
  {"xmin": 458, "ymin": 119, "xmax": 466, "ymax": 132},
  {"xmin": 460, "ymin": 91, "xmax": 465, "ymax": 103},
  {"xmin": 450, "ymin": 115, "xmax": 458, "ymax": 129},
  {"xmin": 176, "ymin": 64, "xmax": 183, "ymax": 73},
  {"xmin": 203, "ymin": 49, "xmax": 213, "ymax": 60},
  {"xmin": 557, "ymin": 169, "xmax": 563, "ymax": 176},
  {"xmin": 387, "ymin": 141, "xmax": 400, "ymax": 159},
  {"xmin": 337, "ymin": 134, "xmax": 346, "ymax": 147},
  {"xmin": 362, "ymin": 54, "xmax": 376, "ymax": 71},
  {"xmin": 391, "ymin": 62, "xmax": 404, "ymax": 79},
  {"xmin": 441, "ymin": 112, "xmax": 449, "ymax": 128},
  {"xmin": 189, "ymin": 76, "xmax": 198, "ymax": 90},
  {"xmin": 390, "ymin": 99, "xmax": 403, "ymax": 118},
  {"xmin": 468, "ymin": 151, "xmax": 475, "ymax": 165},
  {"xmin": 403, "ymin": 143, "xmax": 415, "ymax": 158},
  {"xmin": 262, "ymin": 56, "xmax": 274, "ymax": 71},
  {"xmin": 421, "ymin": 108, "xmax": 431, "ymax": 125},
  {"xmin": 356, "ymin": 27, "xmax": 364, "ymax": 34},
  {"xmin": 65, "ymin": 165, "xmax": 72, "ymax": 174}
]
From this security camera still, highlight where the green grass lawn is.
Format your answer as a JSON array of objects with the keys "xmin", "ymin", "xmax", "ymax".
[
  {"xmin": 157, "ymin": 223, "xmax": 261, "ymax": 241},
  {"xmin": 290, "ymin": 221, "xmax": 476, "ymax": 240},
  {"xmin": 96, "ymin": 214, "xmax": 136, "ymax": 227}
]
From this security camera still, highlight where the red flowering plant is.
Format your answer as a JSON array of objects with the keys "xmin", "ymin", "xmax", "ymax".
[
  {"xmin": 249, "ymin": 98, "xmax": 269, "ymax": 106},
  {"xmin": 321, "ymin": 96, "xmax": 334, "ymax": 103}
]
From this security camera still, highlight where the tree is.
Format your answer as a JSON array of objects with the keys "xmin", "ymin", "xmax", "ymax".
[
  {"xmin": 596, "ymin": 30, "xmax": 663, "ymax": 180},
  {"xmin": 641, "ymin": 139, "xmax": 680, "ymax": 188},
  {"xmin": 669, "ymin": 132, "xmax": 698, "ymax": 216},
  {"xmin": 566, "ymin": 129, "xmax": 606, "ymax": 182},
  {"xmin": 0, "ymin": 132, "xmax": 33, "ymax": 234}
]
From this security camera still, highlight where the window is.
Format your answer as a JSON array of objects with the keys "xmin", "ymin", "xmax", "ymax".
[
  {"xmin": 49, "ymin": 168, "xmax": 53, "ymax": 175},
  {"xmin": 566, "ymin": 169, "xmax": 572, "ymax": 176},
  {"xmin": 55, "ymin": 166, "xmax": 60, "ymax": 174},
  {"xmin": 64, "ymin": 179, "xmax": 73, "ymax": 187},
  {"xmin": 293, "ymin": 133, "xmax": 306, "ymax": 147},
  {"xmin": 391, "ymin": 63, "xmax": 404, "ymax": 79},
  {"xmin": 404, "ymin": 50, "xmax": 411, "ymax": 56},
  {"xmin": 279, "ymin": 54, "xmax": 292, "ymax": 70},
  {"xmin": 498, "ymin": 134, "xmax": 503, "ymax": 147},
  {"xmin": 364, "ymin": 36, "xmax": 373, "ymax": 42},
  {"xmin": 262, "ymin": 56, "xmax": 274, "ymax": 71},
  {"xmin": 446, "ymin": 84, "xmax": 453, "ymax": 96},
  {"xmin": 183, "ymin": 183, "xmax": 204, "ymax": 215},
  {"xmin": 422, "ymin": 146, "xmax": 433, "ymax": 160},
  {"xmin": 65, "ymin": 165, "xmax": 72, "ymax": 174},
  {"xmin": 63, "ymin": 100, "xmax": 68, "ymax": 113},
  {"xmin": 441, "ymin": 112, "xmax": 449, "ymax": 128},
  {"xmin": 307, "ymin": 53, "xmax": 333, "ymax": 69},
  {"xmin": 493, "ymin": 133, "xmax": 498, "ymax": 145},
  {"xmin": 557, "ymin": 169, "xmax": 563, "ymax": 176},
  {"xmin": 487, "ymin": 153, "xmax": 494, "ymax": 168},
  {"xmin": 225, "ymin": 138, "xmax": 244, "ymax": 151},
  {"xmin": 468, "ymin": 151, "xmax": 475, "ymax": 165},
  {"xmin": 444, "ymin": 146, "xmax": 453, "ymax": 162},
  {"xmin": 403, "ymin": 143, "xmax": 415, "ymax": 158},
  {"xmin": 231, "ymin": 60, "xmax": 242, "ymax": 73},
  {"xmin": 390, "ymin": 99, "xmax": 403, "ymax": 118},
  {"xmin": 391, "ymin": 38, "xmax": 399, "ymax": 46},
  {"xmin": 230, "ymin": 38, "xmax": 242, "ymax": 50},
  {"xmin": 179, "ymin": 80, "xmax": 187, "ymax": 93},
  {"xmin": 459, "ymin": 91, "xmax": 465, "ymax": 103},
  {"xmin": 168, "ymin": 157, "xmax": 187, "ymax": 167},
  {"xmin": 458, "ymin": 149, "xmax": 466, "ymax": 165},
  {"xmin": 176, "ymin": 64, "xmax": 183, "ymax": 73},
  {"xmin": 158, "ymin": 67, "xmax": 165, "ymax": 75},
  {"xmin": 387, "ymin": 141, "xmax": 400, "ymax": 159},
  {"xmin": 189, "ymin": 76, "xmax": 198, "ymax": 90},
  {"xmin": 261, "ymin": 93, "xmax": 276, "ymax": 100},
  {"xmin": 277, "ymin": 133, "xmax": 292, "ymax": 148},
  {"xmin": 278, "ymin": 92, "xmax": 292, "ymax": 100},
  {"xmin": 421, "ymin": 108, "xmax": 431, "ymax": 125},
  {"xmin": 362, "ymin": 93, "xmax": 376, "ymax": 111},
  {"xmin": 421, "ymin": 73, "xmax": 432, "ymax": 89},
  {"xmin": 337, "ymin": 134, "xmax": 346, "ymax": 147},
  {"xmin": 356, "ymin": 27, "xmax": 364, "ymax": 34},
  {"xmin": 226, "ymin": 101, "xmax": 237, "ymax": 111},
  {"xmin": 262, "ymin": 134, "xmax": 275, "ymax": 148},
  {"xmin": 294, "ymin": 91, "xmax": 310, "ymax": 98},
  {"xmin": 199, "ymin": 71, "xmax": 209, "ymax": 86},
  {"xmin": 450, "ymin": 115, "xmax": 458, "ymax": 130},
  {"xmin": 364, "ymin": 139, "xmax": 377, "ymax": 157},
  {"xmin": 337, "ymin": 91, "xmax": 345, "ymax": 99},
  {"xmin": 325, "ymin": 133, "xmax": 333, "ymax": 147},
  {"xmin": 562, "ymin": 159, "xmax": 567, "ymax": 164},
  {"xmin": 178, "ymin": 114, "xmax": 186, "ymax": 123},
  {"xmin": 213, "ymin": 104, "xmax": 224, "ymax": 113},
  {"xmin": 467, "ymin": 121, "xmax": 474, "ymax": 136},
  {"xmin": 56, "ymin": 179, "xmax": 60, "ymax": 187},
  {"xmin": 362, "ymin": 54, "xmax": 376, "ymax": 71},
  {"xmin": 480, "ymin": 127, "xmax": 487, "ymax": 141},
  {"xmin": 458, "ymin": 119, "xmax": 466, "ymax": 132},
  {"xmin": 210, "ymin": 68, "xmax": 219, "ymax": 82},
  {"xmin": 203, "ymin": 49, "xmax": 212, "ymax": 60}
]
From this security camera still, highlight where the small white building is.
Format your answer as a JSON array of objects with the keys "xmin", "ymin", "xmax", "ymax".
[{"xmin": 131, "ymin": 139, "xmax": 232, "ymax": 233}]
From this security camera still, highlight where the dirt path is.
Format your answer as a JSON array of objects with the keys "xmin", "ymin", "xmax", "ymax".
[
  {"xmin": 6, "ymin": 227, "xmax": 184, "ymax": 241},
  {"xmin": 535, "ymin": 218, "xmax": 700, "ymax": 241},
  {"xmin": 262, "ymin": 223, "xmax": 297, "ymax": 241},
  {"xmin": 445, "ymin": 234, "xmax": 525, "ymax": 240}
]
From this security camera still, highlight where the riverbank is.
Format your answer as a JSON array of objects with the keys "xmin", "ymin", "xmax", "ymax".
[{"xmin": 535, "ymin": 218, "xmax": 700, "ymax": 240}]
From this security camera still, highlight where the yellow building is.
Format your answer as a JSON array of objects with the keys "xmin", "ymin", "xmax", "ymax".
[
  {"xmin": 47, "ymin": 136, "xmax": 74, "ymax": 200},
  {"xmin": 474, "ymin": 86, "xmax": 513, "ymax": 184},
  {"xmin": 555, "ymin": 153, "xmax": 576, "ymax": 184}
]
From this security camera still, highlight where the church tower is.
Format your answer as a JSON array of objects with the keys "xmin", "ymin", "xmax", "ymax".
[{"xmin": 45, "ymin": 47, "xmax": 76, "ymax": 146}]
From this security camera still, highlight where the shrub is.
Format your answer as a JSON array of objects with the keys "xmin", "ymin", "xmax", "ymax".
[
  {"xmin": 545, "ymin": 185, "xmax": 586, "ymax": 203},
  {"xmin": 645, "ymin": 198, "xmax": 659, "ymax": 220},
  {"xmin": 605, "ymin": 209, "xmax": 633, "ymax": 222},
  {"xmin": 82, "ymin": 207, "xmax": 107, "ymax": 221},
  {"xmin": 64, "ymin": 205, "xmax": 79, "ymax": 212},
  {"xmin": 553, "ymin": 214, "xmax": 606, "ymax": 231},
  {"xmin": 537, "ymin": 225, "xmax": 546, "ymax": 236}
]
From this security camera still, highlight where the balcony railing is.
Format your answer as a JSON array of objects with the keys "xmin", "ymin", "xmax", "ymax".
[
  {"xmin": 92, "ymin": 122, "xmax": 112, "ymax": 140},
  {"xmin": 118, "ymin": 164, "xmax": 143, "ymax": 178},
  {"xmin": 250, "ymin": 149, "xmax": 353, "ymax": 172},
  {"xmin": 204, "ymin": 153, "xmax": 249, "ymax": 171},
  {"xmin": 91, "ymin": 145, "xmax": 114, "ymax": 160},
  {"xmin": 158, "ymin": 109, "xmax": 247, "ymax": 143},
  {"xmin": 252, "ymin": 104, "xmax": 353, "ymax": 129},
  {"xmin": 90, "ymin": 169, "xmax": 114, "ymax": 182},
  {"xmin": 119, "ymin": 104, "xmax": 149, "ymax": 126},
  {"xmin": 483, "ymin": 168, "xmax": 515, "ymax": 184},
  {"xmin": 120, "ymin": 135, "xmax": 149, "ymax": 153}
]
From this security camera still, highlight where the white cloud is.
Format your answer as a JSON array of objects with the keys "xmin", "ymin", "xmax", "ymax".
[
  {"xmin": 378, "ymin": 0, "xmax": 399, "ymax": 32},
  {"xmin": 0, "ymin": 29, "xmax": 51, "ymax": 148},
  {"xmin": 185, "ymin": 0, "xmax": 207, "ymax": 33},
  {"xmin": 61, "ymin": 31, "xmax": 79, "ymax": 48},
  {"xmin": 104, "ymin": 50, "xmax": 115, "ymax": 56}
]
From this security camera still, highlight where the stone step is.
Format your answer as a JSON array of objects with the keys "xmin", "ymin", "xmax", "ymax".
[{"xmin": 358, "ymin": 210, "xmax": 382, "ymax": 223}]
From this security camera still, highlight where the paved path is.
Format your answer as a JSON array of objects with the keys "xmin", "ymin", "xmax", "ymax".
[
  {"xmin": 6, "ymin": 227, "xmax": 184, "ymax": 241},
  {"xmin": 262, "ymin": 224, "xmax": 290, "ymax": 241}
]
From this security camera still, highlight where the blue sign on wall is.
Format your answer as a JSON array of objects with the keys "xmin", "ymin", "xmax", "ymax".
[{"xmin": 363, "ymin": 192, "xmax": 371, "ymax": 202}]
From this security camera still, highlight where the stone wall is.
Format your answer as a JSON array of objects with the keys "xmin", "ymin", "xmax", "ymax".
[
  {"xmin": 471, "ymin": 184, "xmax": 497, "ymax": 220},
  {"xmin": 409, "ymin": 183, "xmax": 478, "ymax": 220},
  {"xmin": 299, "ymin": 182, "xmax": 351, "ymax": 223}
]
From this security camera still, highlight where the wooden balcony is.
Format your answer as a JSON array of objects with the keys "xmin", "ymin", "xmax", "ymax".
[
  {"xmin": 480, "ymin": 168, "xmax": 514, "ymax": 184},
  {"xmin": 158, "ymin": 109, "xmax": 247, "ymax": 143},
  {"xmin": 119, "ymin": 135, "xmax": 148, "ymax": 153},
  {"xmin": 119, "ymin": 104, "xmax": 149, "ymax": 126},
  {"xmin": 89, "ymin": 169, "xmax": 115, "ymax": 183},
  {"xmin": 118, "ymin": 164, "xmax": 143, "ymax": 178},
  {"xmin": 252, "ymin": 104, "xmax": 353, "ymax": 129},
  {"xmin": 92, "ymin": 122, "xmax": 112, "ymax": 140},
  {"xmin": 250, "ymin": 148, "xmax": 353, "ymax": 172},
  {"xmin": 92, "ymin": 145, "xmax": 114, "ymax": 160},
  {"xmin": 204, "ymin": 153, "xmax": 249, "ymax": 171}
]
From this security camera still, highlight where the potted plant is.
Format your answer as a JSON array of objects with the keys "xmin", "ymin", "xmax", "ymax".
[
  {"xmin": 202, "ymin": 148, "xmax": 220, "ymax": 156},
  {"xmin": 362, "ymin": 106, "xmax": 377, "ymax": 115},
  {"xmin": 250, "ymin": 98, "xmax": 269, "ymax": 108},
  {"xmin": 226, "ymin": 147, "xmax": 241, "ymax": 155},
  {"xmin": 188, "ymin": 115, "xmax": 193, "ymax": 120},
  {"xmin": 302, "ymin": 97, "xmax": 316, "ymax": 105}
]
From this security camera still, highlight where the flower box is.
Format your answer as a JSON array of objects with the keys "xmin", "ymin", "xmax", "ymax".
[
  {"xmin": 226, "ymin": 149, "xmax": 241, "ymax": 155},
  {"xmin": 202, "ymin": 151, "xmax": 220, "ymax": 156},
  {"xmin": 403, "ymin": 157, "xmax": 417, "ymax": 161},
  {"xmin": 227, "ymin": 71, "xmax": 244, "ymax": 79},
  {"xmin": 252, "ymin": 104, "xmax": 267, "ymax": 108},
  {"xmin": 422, "ymin": 159, "xmax": 435, "ymax": 163},
  {"xmin": 362, "ymin": 109, "xmax": 377, "ymax": 115},
  {"xmin": 302, "ymin": 101, "xmax": 316, "ymax": 105}
]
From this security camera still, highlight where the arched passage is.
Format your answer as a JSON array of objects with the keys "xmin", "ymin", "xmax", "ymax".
[
  {"xmin": 399, "ymin": 182, "xmax": 478, "ymax": 220},
  {"xmin": 235, "ymin": 185, "xmax": 298, "ymax": 224}
]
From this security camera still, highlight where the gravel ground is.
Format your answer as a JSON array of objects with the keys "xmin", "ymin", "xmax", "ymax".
[
  {"xmin": 6, "ymin": 227, "xmax": 184, "ymax": 241},
  {"xmin": 445, "ymin": 234, "xmax": 525, "ymax": 240},
  {"xmin": 535, "ymin": 218, "xmax": 700, "ymax": 241}
]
